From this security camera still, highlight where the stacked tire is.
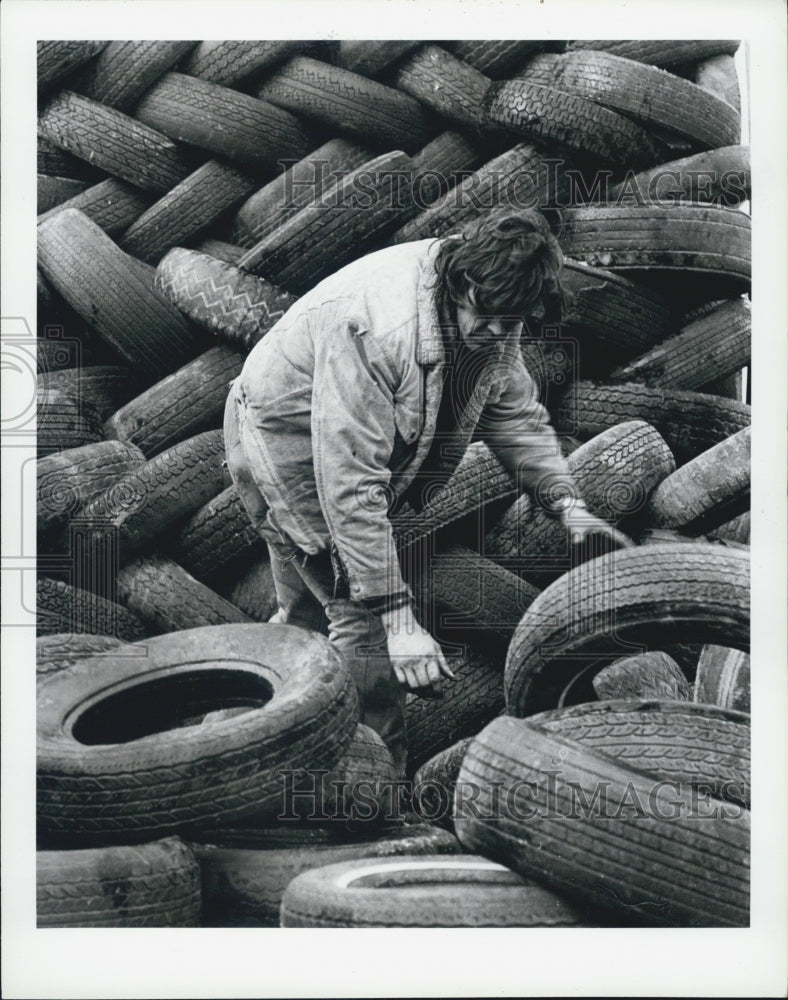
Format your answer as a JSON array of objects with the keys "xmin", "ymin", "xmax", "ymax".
[{"xmin": 37, "ymin": 38, "xmax": 749, "ymax": 927}]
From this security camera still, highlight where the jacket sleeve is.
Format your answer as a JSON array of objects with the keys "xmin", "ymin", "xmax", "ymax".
[
  {"xmin": 311, "ymin": 313, "xmax": 409, "ymax": 601},
  {"xmin": 479, "ymin": 349, "xmax": 579, "ymax": 515}
]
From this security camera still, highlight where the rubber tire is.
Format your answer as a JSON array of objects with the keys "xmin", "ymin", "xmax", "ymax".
[
  {"xmin": 412, "ymin": 738, "xmax": 472, "ymax": 827},
  {"xmin": 179, "ymin": 40, "xmax": 304, "ymax": 88},
  {"xmin": 608, "ymin": 145, "xmax": 750, "ymax": 208},
  {"xmin": 708, "ymin": 511, "xmax": 750, "ymax": 545},
  {"xmin": 693, "ymin": 54, "xmax": 741, "ymax": 113},
  {"xmin": 38, "ymin": 137, "xmax": 107, "ymax": 182},
  {"xmin": 454, "ymin": 717, "xmax": 749, "ymax": 926},
  {"xmin": 36, "ymin": 633, "xmax": 128, "ymax": 680},
  {"xmin": 394, "ymin": 45, "xmax": 491, "ymax": 129},
  {"xmin": 71, "ymin": 40, "xmax": 197, "ymax": 110},
  {"xmin": 166, "ymin": 484, "xmax": 265, "ymax": 584},
  {"xmin": 445, "ymin": 40, "xmax": 545, "ymax": 78},
  {"xmin": 38, "ymin": 91, "xmax": 195, "ymax": 193},
  {"xmin": 38, "ymin": 178, "xmax": 153, "ymax": 237},
  {"xmin": 646, "ymin": 426, "xmax": 750, "ymax": 535},
  {"xmin": 37, "ymin": 175, "xmax": 89, "ymax": 214},
  {"xmin": 119, "ymin": 160, "xmax": 258, "ymax": 264},
  {"xmin": 37, "ymin": 837, "xmax": 200, "ymax": 927},
  {"xmin": 281, "ymin": 854, "xmax": 593, "ymax": 927},
  {"xmin": 408, "ymin": 129, "xmax": 483, "ymax": 210},
  {"xmin": 335, "ymin": 41, "xmax": 422, "ymax": 76},
  {"xmin": 552, "ymin": 380, "xmax": 751, "ymax": 465},
  {"xmin": 36, "ymin": 577, "xmax": 148, "ymax": 641},
  {"xmin": 230, "ymin": 137, "xmax": 371, "ymax": 249},
  {"xmin": 191, "ymin": 823, "xmax": 459, "ymax": 927},
  {"xmin": 695, "ymin": 645, "xmax": 750, "ymax": 713},
  {"xmin": 218, "ymin": 557, "xmax": 278, "ymax": 623},
  {"xmin": 103, "ymin": 345, "xmax": 245, "ymax": 458},
  {"xmin": 255, "ymin": 56, "xmax": 434, "ymax": 152},
  {"xmin": 37, "ymin": 623, "xmax": 359, "ymax": 840},
  {"xmin": 194, "ymin": 239, "xmax": 246, "ymax": 265},
  {"xmin": 557, "ymin": 205, "xmax": 751, "ymax": 288},
  {"xmin": 155, "ymin": 247, "xmax": 298, "ymax": 352},
  {"xmin": 36, "ymin": 388, "xmax": 103, "ymax": 458},
  {"xmin": 115, "ymin": 555, "xmax": 253, "ymax": 634},
  {"xmin": 516, "ymin": 51, "xmax": 740, "ymax": 149},
  {"xmin": 563, "ymin": 40, "xmax": 740, "ymax": 68},
  {"xmin": 37, "ymin": 439, "xmax": 145, "ymax": 533},
  {"xmin": 38, "ymin": 209, "xmax": 201, "ymax": 380},
  {"xmin": 39, "ymin": 365, "xmax": 142, "ymax": 422},
  {"xmin": 481, "ymin": 79, "xmax": 663, "ymax": 169},
  {"xmin": 504, "ymin": 542, "xmax": 749, "ymax": 717},
  {"xmin": 37, "ymin": 41, "xmax": 108, "ymax": 90},
  {"xmin": 73, "ymin": 429, "xmax": 227, "ymax": 560},
  {"xmin": 592, "ymin": 652, "xmax": 692, "ymax": 701}
]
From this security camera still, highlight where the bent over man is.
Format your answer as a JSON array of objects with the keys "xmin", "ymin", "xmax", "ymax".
[{"xmin": 224, "ymin": 208, "xmax": 627, "ymax": 773}]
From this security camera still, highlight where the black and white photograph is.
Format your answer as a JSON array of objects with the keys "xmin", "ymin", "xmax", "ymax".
[{"xmin": 2, "ymin": 1, "xmax": 786, "ymax": 997}]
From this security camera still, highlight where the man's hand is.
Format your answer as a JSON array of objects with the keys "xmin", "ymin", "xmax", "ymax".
[
  {"xmin": 380, "ymin": 603, "xmax": 456, "ymax": 698},
  {"xmin": 561, "ymin": 503, "xmax": 635, "ymax": 551}
]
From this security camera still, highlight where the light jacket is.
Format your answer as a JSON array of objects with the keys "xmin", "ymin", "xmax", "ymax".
[{"xmin": 228, "ymin": 237, "xmax": 573, "ymax": 601}]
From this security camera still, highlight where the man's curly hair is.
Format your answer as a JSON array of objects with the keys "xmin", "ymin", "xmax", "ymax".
[{"xmin": 433, "ymin": 207, "xmax": 568, "ymax": 327}]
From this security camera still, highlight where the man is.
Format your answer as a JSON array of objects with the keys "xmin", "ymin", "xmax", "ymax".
[{"xmin": 224, "ymin": 207, "xmax": 629, "ymax": 773}]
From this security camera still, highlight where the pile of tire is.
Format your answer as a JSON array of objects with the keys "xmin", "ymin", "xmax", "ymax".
[{"xmin": 36, "ymin": 38, "xmax": 750, "ymax": 927}]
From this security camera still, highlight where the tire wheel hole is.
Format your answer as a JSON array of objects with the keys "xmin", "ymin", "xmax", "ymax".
[{"xmin": 71, "ymin": 669, "xmax": 274, "ymax": 745}]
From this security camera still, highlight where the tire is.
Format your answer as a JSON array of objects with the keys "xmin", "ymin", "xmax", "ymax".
[
  {"xmin": 255, "ymin": 56, "xmax": 434, "ymax": 151},
  {"xmin": 695, "ymin": 645, "xmax": 750, "ymax": 713},
  {"xmin": 36, "ymin": 577, "xmax": 148, "ymax": 641},
  {"xmin": 445, "ymin": 40, "xmax": 544, "ymax": 78},
  {"xmin": 37, "ymin": 175, "xmax": 89, "ymax": 214},
  {"xmin": 38, "ymin": 178, "xmax": 153, "ymax": 236},
  {"xmin": 37, "ymin": 439, "xmax": 145, "ymax": 533},
  {"xmin": 37, "ymin": 623, "xmax": 359, "ymax": 840},
  {"xmin": 37, "ymin": 388, "xmax": 103, "ymax": 458},
  {"xmin": 694, "ymin": 55, "xmax": 741, "ymax": 113},
  {"xmin": 103, "ymin": 346, "xmax": 245, "ymax": 458},
  {"xmin": 708, "ymin": 511, "xmax": 750, "ymax": 545},
  {"xmin": 73, "ymin": 429, "xmax": 227, "ymax": 560},
  {"xmin": 609, "ymin": 298, "xmax": 750, "ymax": 390},
  {"xmin": 552, "ymin": 380, "xmax": 751, "ymax": 465},
  {"xmin": 564, "ymin": 40, "xmax": 740, "ymax": 68},
  {"xmin": 409, "ymin": 130, "xmax": 483, "ymax": 209},
  {"xmin": 179, "ymin": 40, "xmax": 304, "ymax": 88},
  {"xmin": 560, "ymin": 259, "xmax": 674, "ymax": 358},
  {"xmin": 230, "ymin": 138, "xmax": 371, "ymax": 248},
  {"xmin": 394, "ymin": 45, "xmax": 491, "ymax": 129},
  {"xmin": 516, "ymin": 51, "xmax": 740, "ymax": 149},
  {"xmin": 281, "ymin": 854, "xmax": 593, "ymax": 927},
  {"xmin": 115, "ymin": 555, "xmax": 253, "ymax": 634},
  {"xmin": 405, "ymin": 646, "xmax": 504, "ymax": 774},
  {"xmin": 119, "ymin": 160, "xmax": 258, "ymax": 264},
  {"xmin": 504, "ymin": 543, "xmax": 750, "ymax": 717},
  {"xmin": 38, "ymin": 209, "xmax": 202, "ymax": 380},
  {"xmin": 71, "ymin": 40, "xmax": 197, "ymax": 110},
  {"xmin": 557, "ymin": 205, "xmax": 751, "ymax": 288},
  {"xmin": 218, "ymin": 556, "xmax": 278, "ymax": 623},
  {"xmin": 134, "ymin": 72, "xmax": 311, "ymax": 171},
  {"xmin": 412, "ymin": 738, "xmax": 472, "ymax": 827},
  {"xmin": 194, "ymin": 239, "xmax": 246, "ymax": 265},
  {"xmin": 192, "ymin": 823, "xmax": 459, "ymax": 927},
  {"xmin": 335, "ymin": 40, "xmax": 422, "ymax": 76},
  {"xmin": 38, "ymin": 137, "xmax": 107, "ymax": 181},
  {"xmin": 37, "ymin": 337, "xmax": 94, "ymax": 375},
  {"xmin": 454, "ymin": 717, "xmax": 749, "ymax": 926},
  {"xmin": 37, "ymin": 41, "xmax": 108, "ymax": 90},
  {"xmin": 700, "ymin": 370, "xmax": 744, "ymax": 401},
  {"xmin": 154, "ymin": 248, "xmax": 298, "ymax": 352},
  {"xmin": 392, "ymin": 143, "xmax": 554, "ymax": 245},
  {"xmin": 37, "ymin": 837, "xmax": 200, "ymax": 927},
  {"xmin": 166, "ymin": 485, "xmax": 265, "ymax": 584},
  {"xmin": 39, "ymin": 365, "xmax": 142, "ymax": 422},
  {"xmin": 238, "ymin": 151, "xmax": 414, "ymax": 293},
  {"xmin": 481, "ymin": 80, "xmax": 663, "ymax": 169},
  {"xmin": 411, "ymin": 545, "xmax": 540, "ymax": 655},
  {"xmin": 591, "ymin": 652, "xmax": 692, "ymax": 701},
  {"xmin": 646, "ymin": 427, "xmax": 751, "ymax": 534},
  {"xmin": 38, "ymin": 91, "xmax": 195, "ymax": 193},
  {"xmin": 484, "ymin": 421, "xmax": 675, "ymax": 581},
  {"xmin": 608, "ymin": 145, "xmax": 750, "ymax": 208},
  {"xmin": 36, "ymin": 633, "xmax": 128, "ymax": 680}
]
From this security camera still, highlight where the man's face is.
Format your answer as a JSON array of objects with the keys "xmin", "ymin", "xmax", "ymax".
[{"xmin": 455, "ymin": 290, "xmax": 523, "ymax": 351}]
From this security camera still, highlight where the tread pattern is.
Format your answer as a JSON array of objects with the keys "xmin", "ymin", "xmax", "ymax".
[
  {"xmin": 395, "ymin": 45, "xmax": 491, "ymax": 128},
  {"xmin": 256, "ymin": 56, "xmax": 435, "ymax": 151},
  {"xmin": 695, "ymin": 645, "xmax": 750, "ymax": 713},
  {"xmin": 707, "ymin": 511, "xmax": 750, "ymax": 545},
  {"xmin": 592, "ymin": 652, "xmax": 692, "ymax": 701},
  {"xmin": 38, "ymin": 209, "xmax": 202, "ymax": 380},
  {"xmin": 38, "ymin": 136, "xmax": 107, "ymax": 181},
  {"xmin": 408, "ymin": 130, "xmax": 482, "ymax": 209},
  {"xmin": 564, "ymin": 40, "xmax": 740, "ymax": 68},
  {"xmin": 455, "ymin": 717, "xmax": 750, "ymax": 926},
  {"xmin": 446, "ymin": 40, "xmax": 544, "ymax": 78},
  {"xmin": 37, "ymin": 632, "xmax": 128, "ymax": 679},
  {"xmin": 37, "ymin": 175, "xmax": 89, "ymax": 214},
  {"xmin": 39, "ymin": 365, "xmax": 142, "ymax": 422},
  {"xmin": 553, "ymin": 380, "xmax": 751, "ymax": 465},
  {"xmin": 220, "ymin": 557, "xmax": 278, "ymax": 623},
  {"xmin": 646, "ymin": 427, "xmax": 750, "ymax": 534},
  {"xmin": 37, "ymin": 388, "xmax": 103, "ymax": 457},
  {"xmin": 72, "ymin": 41, "xmax": 196, "ymax": 110},
  {"xmin": 38, "ymin": 178, "xmax": 153, "ymax": 236},
  {"xmin": 38, "ymin": 90, "xmax": 195, "ymax": 192},
  {"xmin": 103, "ymin": 345, "xmax": 245, "ymax": 458},
  {"xmin": 180, "ymin": 40, "xmax": 304, "ymax": 87},
  {"xmin": 37, "ymin": 837, "xmax": 201, "ymax": 927},
  {"xmin": 482, "ymin": 80, "xmax": 663, "ymax": 169},
  {"xmin": 134, "ymin": 72, "xmax": 311, "ymax": 171},
  {"xmin": 608, "ymin": 145, "xmax": 751, "ymax": 208},
  {"xmin": 504, "ymin": 542, "xmax": 750, "ymax": 717},
  {"xmin": 155, "ymin": 248, "xmax": 298, "ymax": 351},
  {"xmin": 36, "ymin": 577, "xmax": 148, "ymax": 640},
  {"xmin": 335, "ymin": 40, "xmax": 422, "ymax": 76},
  {"xmin": 38, "ymin": 41, "xmax": 108, "ymax": 89}
]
